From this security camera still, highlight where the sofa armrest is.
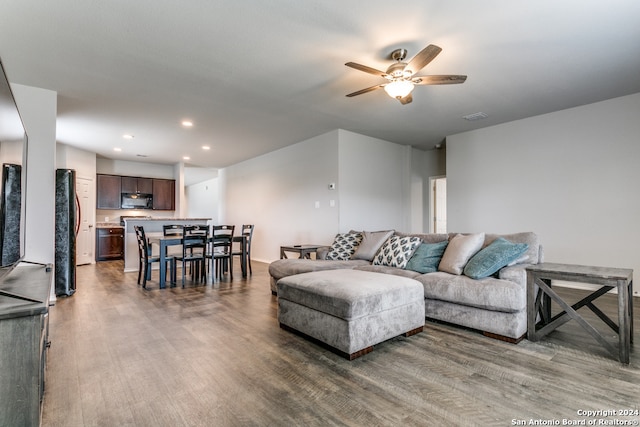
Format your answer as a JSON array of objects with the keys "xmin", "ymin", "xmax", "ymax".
[
  {"xmin": 498, "ymin": 264, "xmax": 531, "ymax": 286},
  {"xmin": 317, "ymin": 246, "xmax": 330, "ymax": 260}
]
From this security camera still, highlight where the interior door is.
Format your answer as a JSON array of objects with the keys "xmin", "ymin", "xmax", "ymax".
[
  {"xmin": 76, "ymin": 177, "xmax": 94, "ymax": 265},
  {"xmin": 432, "ymin": 177, "xmax": 447, "ymax": 233}
]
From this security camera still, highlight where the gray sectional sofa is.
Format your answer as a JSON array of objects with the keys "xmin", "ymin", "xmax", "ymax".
[{"xmin": 269, "ymin": 231, "xmax": 542, "ymax": 342}]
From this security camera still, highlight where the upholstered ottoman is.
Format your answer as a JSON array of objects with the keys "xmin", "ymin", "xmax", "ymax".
[{"xmin": 277, "ymin": 269, "xmax": 425, "ymax": 360}]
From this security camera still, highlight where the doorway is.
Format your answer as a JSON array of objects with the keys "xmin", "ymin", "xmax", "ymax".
[
  {"xmin": 429, "ymin": 176, "xmax": 447, "ymax": 233},
  {"xmin": 76, "ymin": 177, "xmax": 94, "ymax": 265}
]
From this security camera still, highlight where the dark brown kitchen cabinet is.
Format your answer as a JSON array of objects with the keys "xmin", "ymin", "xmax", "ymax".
[
  {"xmin": 121, "ymin": 176, "xmax": 153, "ymax": 194},
  {"xmin": 96, "ymin": 174, "xmax": 122, "ymax": 209},
  {"xmin": 153, "ymin": 179, "xmax": 175, "ymax": 210},
  {"xmin": 96, "ymin": 227, "xmax": 124, "ymax": 261}
]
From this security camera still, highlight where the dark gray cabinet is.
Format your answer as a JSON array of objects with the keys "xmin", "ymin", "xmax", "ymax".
[{"xmin": 0, "ymin": 263, "xmax": 52, "ymax": 427}]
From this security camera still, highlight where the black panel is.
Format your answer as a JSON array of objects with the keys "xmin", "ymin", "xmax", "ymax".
[
  {"xmin": 0, "ymin": 163, "xmax": 21, "ymax": 265},
  {"xmin": 55, "ymin": 169, "xmax": 76, "ymax": 296}
]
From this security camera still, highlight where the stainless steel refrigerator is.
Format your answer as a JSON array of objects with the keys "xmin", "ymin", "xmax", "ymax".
[{"xmin": 55, "ymin": 169, "xmax": 76, "ymax": 296}]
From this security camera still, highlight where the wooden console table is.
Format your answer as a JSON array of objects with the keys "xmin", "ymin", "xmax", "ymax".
[{"xmin": 526, "ymin": 263, "xmax": 633, "ymax": 364}]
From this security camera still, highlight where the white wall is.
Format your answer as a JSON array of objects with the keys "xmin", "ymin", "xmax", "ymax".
[
  {"xmin": 221, "ymin": 130, "xmax": 340, "ymax": 261},
  {"xmin": 56, "ymin": 143, "xmax": 96, "ymax": 180},
  {"xmin": 96, "ymin": 158, "xmax": 175, "ymax": 179},
  {"xmin": 0, "ymin": 140, "xmax": 23, "ymax": 164},
  {"xmin": 338, "ymin": 129, "xmax": 412, "ymax": 233},
  {"xmin": 186, "ymin": 177, "xmax": 218, "ymax": 223},
  {"xmin": 220, "ymin": 129, "xmax": 441, "ymax": 262},
  {"xmin": 447, "ymin": 92, "xmax": 640, "ymax": 295},
  {"xmin": 12, "ymin": 83, "xmax": 57, "ymax": 265}
]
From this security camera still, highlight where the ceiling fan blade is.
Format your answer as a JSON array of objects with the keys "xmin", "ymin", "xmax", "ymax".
[
  {"xmin": 405, "ymin": 44, "xmax": 442, "ymax": 75},
  {"xmin": 413, "ymin": 75, "xmax": 467, "ymax": 85},
  {"xmin": 346, "ymin": 84, "xmax": 385, "ymax": 97},
  {"xmin": 399, "ymin": 94, "xmax": 413, "ymax": 105},
  {"xmin": 345, "ymin": 62, "xmax": 389, "ymax": 78}
]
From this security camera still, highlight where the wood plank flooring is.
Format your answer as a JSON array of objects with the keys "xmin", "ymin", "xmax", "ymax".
[{"xmin": 42, "ymin": 261, "xmax": 640, "ymax": 427}]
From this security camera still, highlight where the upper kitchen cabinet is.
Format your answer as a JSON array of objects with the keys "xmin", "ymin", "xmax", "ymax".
[
  {"xmin": 153, "ymin": 179, "xmax": 175, "ymax": 210},
  {"xmin": 121, "ymin": 176, "xmax": 153, "ymax": 194},
  {"xmin": 96, "ymin": 174, "xmax": 122, "ymax": 209}
]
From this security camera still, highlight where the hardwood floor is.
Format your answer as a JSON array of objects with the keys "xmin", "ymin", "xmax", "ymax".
[{"xmin": 42, "ymin": 261, "xmax": 640, "ymax": 427}]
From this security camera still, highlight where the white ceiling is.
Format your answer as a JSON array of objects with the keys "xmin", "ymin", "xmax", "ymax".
[{"xmin": 1, "ymin": 1, "xmax": 640, "ymax": 170}]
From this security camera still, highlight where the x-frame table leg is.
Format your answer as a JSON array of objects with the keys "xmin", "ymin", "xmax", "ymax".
[{"xmin": 531, "ymin": 277, "xmax": 618, "ymax": 359}]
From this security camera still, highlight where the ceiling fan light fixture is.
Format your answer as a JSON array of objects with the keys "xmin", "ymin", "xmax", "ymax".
[{"xmin": 384, "ymin": 79, "xmax": 414, "ymax": 99}]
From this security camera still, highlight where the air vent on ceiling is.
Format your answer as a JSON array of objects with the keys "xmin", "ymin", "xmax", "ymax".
[{"xmin": 463, "ymin": 112, "xmax": 488, "ymax": 121}]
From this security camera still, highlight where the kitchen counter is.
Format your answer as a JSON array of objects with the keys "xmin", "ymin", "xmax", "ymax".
[{"xmin": 95, "ymin": 222, "xmax": 123, "ymax": 229}]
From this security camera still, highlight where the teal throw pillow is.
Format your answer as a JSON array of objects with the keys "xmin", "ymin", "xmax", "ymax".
[
  {"xmin": 463, "ymin": 237, "xmax": 529, "ymax": 279},
  {"xmin": 405, "ymin": 240, "xmax": 448, "ymax": 274}
]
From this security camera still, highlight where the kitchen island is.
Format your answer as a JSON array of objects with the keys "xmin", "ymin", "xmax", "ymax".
[{"xmin": 122, "ymin": 218, "xmax": 211, "ymax": 273}]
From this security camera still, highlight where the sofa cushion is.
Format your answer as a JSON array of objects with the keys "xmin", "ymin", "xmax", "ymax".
[
  {"xmin": 372, "ymin": 236, "xmax": 422, "ymax": 269},
  {"xmin": 352, "ymin": 230, "xmax": 394, "ymax": 261},
  {"xmin": 438, "ymin": 233, "xmax": 485, "ymax": 275},
  {"xmin": 354, "ymin": 265, "xmax": 423, "ymax": 279},
  {"xmin": 394, "ymin": 232, "xmax": 448, "ymax": 244},
  {"xmin": 277, "ymin": 269, "xmax": 424, "ymax": 320},
  {"xmin": 417, "ymin": 272, "xmax": 526, "ymax": 313},
  {"xmin": 405, "ymin": 240, "xmax": 449, "ymax": 274},
  {"xmin": 268, "ymin": 258, "xmax": 371, "ymax": 281},
  {"xmin": 484, "ymin": 232, "xmax": 540, "ymax": 265},
  {"xmin": 325, "ymin": 232, "xmax": 363, "ymax": 260},
  {"xmin": 463, "ymin": 238, "xmax": 529, "ymax": 279}
]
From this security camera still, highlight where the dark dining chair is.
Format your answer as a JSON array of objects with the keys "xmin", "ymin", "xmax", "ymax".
[
  {"xmin": 232, "ymin": 224, "xmax": 254, "ymax": 276},
  {"xmin": 174, "ymin": 225, "xmax": 208, "ymax": 287},
  {"xmin": 163, "ymin": 224, "xmax": 183, "ymax": 236},
  {"xmin": 207, "ymin": 225, "xmax": 234, "ymax": 281},
  {"xmin": 163, "ymin": 224, "xmax": 183, "ymax": 257},
  {"xmin": 134, "ymin": 225, "xmax": 176, "ymax": 288}
]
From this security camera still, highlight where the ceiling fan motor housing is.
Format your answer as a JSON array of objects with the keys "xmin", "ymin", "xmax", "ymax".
[
  {"xmin": 386, "ymin": 61, "xmax": 412, "ymax": 79},
  {"xmin": 390, "ymin": 48, "xmax": 408, "ymax": 61}
]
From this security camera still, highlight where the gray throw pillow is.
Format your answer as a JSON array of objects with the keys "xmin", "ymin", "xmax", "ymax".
[
  {"xmin": 438, "ymin": 233, "xmax": 485, "ymax": 275},
  {"xmin": 352, "ymin": 230, "xmax": 395, "ymax": 261}
]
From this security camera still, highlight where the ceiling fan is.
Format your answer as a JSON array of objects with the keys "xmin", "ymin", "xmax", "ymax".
[{"xmin": 345, "ymin": 44, "xmax": 467, "ymax": 105}]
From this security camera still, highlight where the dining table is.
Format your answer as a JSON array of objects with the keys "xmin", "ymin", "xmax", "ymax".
[{"xmin": 148, "ymin": 234, "xmax": 248, "ymax": 288}]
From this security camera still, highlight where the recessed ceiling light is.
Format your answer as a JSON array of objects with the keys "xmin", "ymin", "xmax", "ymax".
[
  {"xmin": 183, "ymin": 156, "xmax": 190, "ymax": 160},
  {"xmin": 114, "ymin": 147, "xmax": 122, "ymax": 152},
  {"xmin": 182, "ymin": 120, "xmax": 193, "ymax": 127},
  {"xmin": 202, "ymin": 145, "xmax": 210, "ymax": 150},
  {"xmin": 123, "ymin": 134, "xmax": 134, "ymax": 139}
]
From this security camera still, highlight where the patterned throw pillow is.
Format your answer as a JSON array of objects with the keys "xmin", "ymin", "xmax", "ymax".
[
  {"xmin": 372, "ymin": 236, "xmax": 423, "ymax": 269},
  {"xmin": 325, "ymin": 232, "xmax": 363, "ymax": 260}
]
